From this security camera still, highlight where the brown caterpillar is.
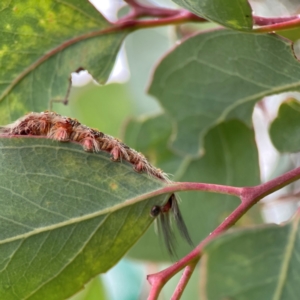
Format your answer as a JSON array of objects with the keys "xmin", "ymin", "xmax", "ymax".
[{"xmin": 0, "ymin": 111, "xmax": 192, "ymax": 255}]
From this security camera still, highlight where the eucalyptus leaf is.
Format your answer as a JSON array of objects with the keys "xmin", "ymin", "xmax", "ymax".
[
  {"xmin": 0, "ymin": 137, "xmax": 169, "ymax": 300},
  {"xmin": 270, "ymin": 99, "xmax": 300, "ymax": 153},
  {"xmin": 0, "ymin": 1, "xmax": 127, "ymax": 123},
  {"xmin": 69, "ymin": 277, "xmax": 106, "ymax": 300},
  {"xmin": 149, "ymin": 30, "xmax": 300, "ymax": 157},
  {"xmin": 172, "ymin": 0, "xmax": 252, "ymax": 30},
  {"xmin": 201, "ymin": 212, "xmax": 300, "ymax": 299}
]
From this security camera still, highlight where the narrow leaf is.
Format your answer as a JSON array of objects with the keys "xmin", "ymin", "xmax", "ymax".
[{"xmin": 172, "ymin": 0, "xmax": 253, "ymax": 30}]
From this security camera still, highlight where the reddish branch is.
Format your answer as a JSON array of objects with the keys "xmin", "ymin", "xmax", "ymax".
[
  {"xmin": 253, "ymin": 15, "xmax": 300, "ymax": 26},
  {"xmin": 121, "ymin": 0, "xmax": 300, "ymax": 33},
  {"xmin": 170, "ymin": 263, "xmax": 197, "ymax": 299},
  {"xmin": 253, "ymin": 15, "xmax": 300, "ymax": 32},
  {"xmin": 147, "ymin": 166, "xmax": 300, "ymax": 299},
  {"xmin": 116, "ymin": 10, "xmax": 204, "ymax": 29},
  {"xmin": 123, "ymin": 0, "xmax": 181, "ymax": 19}
]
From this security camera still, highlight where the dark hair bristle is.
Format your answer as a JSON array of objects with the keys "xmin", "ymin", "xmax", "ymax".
[
  {"xmin": 169, "ymin": 194, "xmax": 193, "ymax": 246},
  {"xmin": 151, "ymin": 193, "xmax": 193, "ymax": 256},
  {"xmin": 157, "ymin": 210, "xmax": 176, "ymax": 256}
]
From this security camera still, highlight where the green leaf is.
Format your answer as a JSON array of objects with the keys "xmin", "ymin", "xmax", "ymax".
[
  {"xmin": 69, "ymin": 277, "xmax": 106, "ymax": 300},
  {"xmin": 163, "ymin": 264, "xmax": 200, "ymax": 300},
  {"xmin": 0, "ymin": 137, "xmax": 169, "ymax": 300},
  {"xmin": 201, "ymin": 212, "xmax": 300, "ymax": 300},
  {"xmin": 149, "ymin": 30, "xmax": 300, "ymax": 157},
  {"xmin": 270, "ymin": 99, "xmax": 300, "ymax": 153},
  {"xmin": 0, "ymin": 1, "xmax": 127, "ymax": 123},
  {"xmin": 125, "ymin": 115, "xmax": 260, "ymax": 261},
  {"xmin": 172, "ymin": 0, "xmax": 252, "ymax": 30},
  {"xmin": 279, "ymin": 28, "xmax": 300, "ymax": 42}
]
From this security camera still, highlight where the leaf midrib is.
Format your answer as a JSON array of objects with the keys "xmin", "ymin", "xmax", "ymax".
[
  {"xmin": 272, "ymin": 217, "xmax": 299, "ymax": 300},
  {"xmin": 0, "ymin": 184, "xmax": 163, "ymax": 246},
  {"xmin": 0, "ymin": 142, "xmax": 166, "ymax": 246}
]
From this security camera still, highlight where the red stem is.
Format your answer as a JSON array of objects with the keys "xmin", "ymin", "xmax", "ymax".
[
  {"xmin": 253, "ymin": 15, "xmax": 300, "ymax": 26},
  {"xmin": 171, "ymin": 262, "xmax": 198, "ymax": 300},
  {"xmin": 147, "ymin": 166, "xmax": 300, "ymax": 299},
  {"xmin": 123, "ymin": 0, "xmax": 300, "ymax": 32},
  {"xmin": 116, "ymin": 10, "xmax": 206, "ymax": 28},
  {"xmin": 244, "ymin": 166, "xmax": 300, "ymax": 201},
  {"xmin": 253, "ymin": 15, "xmax": 300, "ymax": 33},
  {"xmin": 124, "ymin": 0, "xmax": 181, "ymax": 19},
  {"xmin": 119, "ymin": 10, "xmax": 300, "ymax": 33}
]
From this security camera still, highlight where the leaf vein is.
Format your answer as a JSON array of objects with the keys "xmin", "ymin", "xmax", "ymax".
[
  {"xmin": 23, "ymin": 215, "xmax": 108, "ymax": 299},
  {"xmin": 272, "ymin": 218, "xmax": 299, "ymax": 300}
]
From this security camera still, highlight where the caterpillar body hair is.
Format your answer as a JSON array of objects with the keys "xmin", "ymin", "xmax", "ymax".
[{"xmin": 0, "ymin": 111, "xmax": 192, "ymax": 255}]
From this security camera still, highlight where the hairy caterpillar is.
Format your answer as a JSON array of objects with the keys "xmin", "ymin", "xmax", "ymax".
[{"xmin": 0, "ymin": 111, "xmax": 192, "ymax": 255}]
